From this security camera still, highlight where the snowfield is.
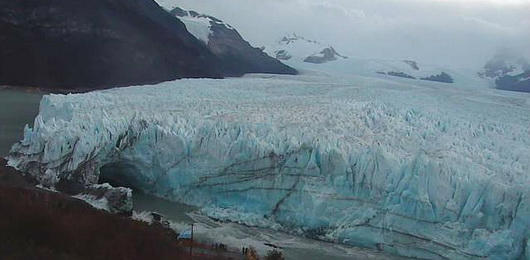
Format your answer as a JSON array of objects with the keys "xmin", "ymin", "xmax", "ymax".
[
  {"xmin": 7, "ymin": 71, "xmax": 530, "ymax": 259},
  {"xmin": 178, "ymin": 15, "xmax": 212, "ymax": 44}
]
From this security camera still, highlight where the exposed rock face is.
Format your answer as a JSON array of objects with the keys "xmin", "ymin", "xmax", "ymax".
[
  {"xmin": 280, "ymin": 34, "xmax": 317, "ymax": 45},
  {"xmin": 0, "ymin": 0, "xmax": 222, "ymax": 90},
  {"xmin": 480, "ymin": 52, "xmax": 530, "ymax": 93},
  {"xmin": 304, "ymin": 47, "xmax": 347, "ymax": 64},
  {"xmin": 2, "ymin": 153, "xmax": 132, "ymax": 215},
  {"xmin": 379, "ymin": 68, "xmax": 454, "ymax": 84},
  {"xmin": 481, "ymin": 54, "xmax": 529, "ymax": 79},
  {"xmin": 494, "ymin": 71, "xmax": 530, "ymax": 92},
  {"xmin": 170, "ymin": 7, "xmax": 297, "ymax": 76},
  {"xmin": 421, "ymin": 72, "xmax": 454, "ymax": 83},
  {"xmin": 386, "ymin": 71, "xmax": 416, "ymax": 79},
  {"xmin": 274, "ymin": 50, "xmax": 292, "ymax": 61},
  {"xmin": 403, "ymin": 60, "xmax": 420, "ymax": 70},
  {"xmin": 78, "ymin": 183, "xmax": 133, "ymax": 215}
]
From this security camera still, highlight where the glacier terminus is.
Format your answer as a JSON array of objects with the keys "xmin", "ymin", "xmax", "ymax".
[{"xmin": 7, "ymin": 71, "xmax": 530, "ymax": 259}]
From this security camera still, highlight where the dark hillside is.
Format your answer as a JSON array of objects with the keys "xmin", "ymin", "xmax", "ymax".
[{"xmin": 0, "ymin": 0, "xmax": 221, "ymax": 90}]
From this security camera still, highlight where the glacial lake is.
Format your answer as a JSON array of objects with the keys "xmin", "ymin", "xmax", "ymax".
[{"xmin": 0, "ymin": 88, "xmax": 43, "ymax": 156}]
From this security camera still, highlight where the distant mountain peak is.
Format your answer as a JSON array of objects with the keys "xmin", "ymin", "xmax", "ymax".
[
  {"xmin": 268, "ymin": 33, "xmax": 346, "ymax": 64},
  {"xmin": 278, "ymin": 33, "xmax": 321, "ymax": 45},
  {"xmin": 403, "ymin": 60, "xmax": 420, "ymax": 71}
]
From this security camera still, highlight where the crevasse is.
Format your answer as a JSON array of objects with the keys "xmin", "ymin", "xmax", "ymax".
[{"xmin": 8, "ymin": 75, "xmax": 530, "ymax": 259}]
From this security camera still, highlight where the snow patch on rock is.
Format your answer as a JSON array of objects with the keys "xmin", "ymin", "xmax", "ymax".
[
  {"xmin": 171, "ymin": 7, "xmax": 236, "ymax": 45},
  {"xmin": 178, "ymin": 15, "xmax": 212, "ymax": 44}
]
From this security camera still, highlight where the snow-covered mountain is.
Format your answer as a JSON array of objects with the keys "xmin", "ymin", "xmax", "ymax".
[
  {"xmin": 266, "ymin": 33, "xmax": 347, "ymax": 64},
  {"xmin": 8, "ymin": 71, "xmax": 530, "ymax": 259},
  {"xmin": 479, "ymin": 52, "xmax": 530, "ymax": 93},
  {"xmin": 265, "ymin": 34, "xmax": 474, "ymax": 85},
  {"xmin": 170, "ymin": 7, "xmax": 297, "ymax": 76}
]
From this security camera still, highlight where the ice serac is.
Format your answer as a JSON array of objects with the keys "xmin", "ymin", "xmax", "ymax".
[{"xmin": 8, "ymin": 75, "xmax": 530, "ymax": 259}]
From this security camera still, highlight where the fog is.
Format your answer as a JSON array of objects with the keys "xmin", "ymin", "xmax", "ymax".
[{"xmin": 157, "ymin": 0, "xmax": 530, "ymax": 69}]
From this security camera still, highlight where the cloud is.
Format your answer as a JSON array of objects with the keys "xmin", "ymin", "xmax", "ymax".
[
  {"xmin": 158, "ymin": 0, "xmax": 530, "ymax": 69},
  {"xmin": 303, "ymin": 1, "xmax": 366, "ymax": 19}
]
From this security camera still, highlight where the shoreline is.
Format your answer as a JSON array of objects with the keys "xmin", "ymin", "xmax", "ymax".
[{"xmin": 0, "ymin": 159, "xmax": 247, "ymax": 259}]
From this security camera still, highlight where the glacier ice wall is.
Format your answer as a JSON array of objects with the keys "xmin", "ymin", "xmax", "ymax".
[{"xmin": 8, "ymin": 75, "xmax": 530, "ymax": 259}]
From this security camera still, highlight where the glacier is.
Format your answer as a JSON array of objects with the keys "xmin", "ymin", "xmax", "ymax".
[{"xmin": 7, "ymin": 71, "xmax": 530, "ymax": 259}]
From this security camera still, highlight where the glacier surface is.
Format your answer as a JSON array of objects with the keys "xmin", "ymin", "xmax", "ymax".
[{"xmin": 7, "ymin": 71, "xmax": 530, "ymax": 259}]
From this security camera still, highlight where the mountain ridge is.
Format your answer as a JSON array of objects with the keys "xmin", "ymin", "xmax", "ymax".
[
  {"xmin": 170, "ymin": 7, "xmax": 297, "ymax": 77},
  {"xmin": 0, "ymin": 0, "xmax": 295, "ymax": 90}
]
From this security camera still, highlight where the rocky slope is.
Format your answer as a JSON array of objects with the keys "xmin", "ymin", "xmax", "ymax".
[
  {"xmin": 0, "ymin": 0, "xmax": 295, "ymax": 90},
  {"xmin": 0, "ymin": 159, "xmax": 209, "ymax": 260},
  {"xmin": 0, "ymin": 0, "xmax": 222, "ymax": 90},
  {"xmin": 170, "ymin": 7, "xmax": 297, "ymax": 76}
]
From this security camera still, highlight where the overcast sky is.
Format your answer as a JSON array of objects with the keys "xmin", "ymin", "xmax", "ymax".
[{"xmin": 157, "ymin": 0, "xmax": 530, "ymax": 69}]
